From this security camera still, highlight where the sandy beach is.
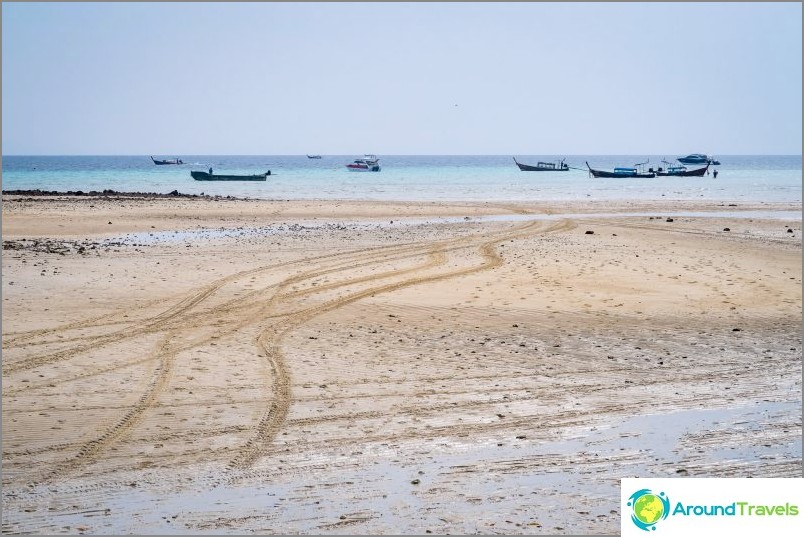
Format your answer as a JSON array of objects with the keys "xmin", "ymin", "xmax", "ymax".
[{"xmin": 2, "ymin": 193, "xmax": 801, "ymax": 534}]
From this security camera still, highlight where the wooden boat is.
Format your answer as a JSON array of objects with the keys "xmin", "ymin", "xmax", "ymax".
[
  {"xmin": 346, "ymin": 155, "xmax": 381, "ymax": 172},
  {"xmin": 586, "ymin": 161, "xmax": 655, "ymax": 178},
  {"xmin": 307, "ymin": 154, "xmax": 322, "ymax": 159},
  {"xmin": 191, "ymin": 170, "xmax": 270, "ymax": 181},
  {"xmin": 151, "ymin": 156, "xmax": 183, "ymax": 165},
  {"xmin": 656, "ymin": 163, "xmax": 710, "ymax": 177},
  {"xmin": 513, "ymin": 157, "xmax": 569, "ymax": 171}
]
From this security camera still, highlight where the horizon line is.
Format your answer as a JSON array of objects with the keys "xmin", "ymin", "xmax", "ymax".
[{"xmin": 4, "ymin": 153, "xmax": 803, "ymax": 157}]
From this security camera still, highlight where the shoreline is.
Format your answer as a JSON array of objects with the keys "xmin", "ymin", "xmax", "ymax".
[
  {"xmin": 4, "ymin": 188, "xmax": 802, "ymax": 205},
  {"xmin": 2, "ymin": 195, "xmax": 801, "ymax": 534}
]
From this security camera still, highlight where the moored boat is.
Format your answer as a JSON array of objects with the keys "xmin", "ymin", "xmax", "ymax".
[
  {"xmin": 513, "ymin": 157, "xmax": 569, "ymax": 171},
  {"xmin": 191, "ymin": 170, "xmax": 270, "ymax": 181},
  {"xmin": 151, "ymin": 156, "xmax": 183, "ymax": 165},
  {"xmin": 678, "ymin": 153, "xmax": 720, "ymax": 165},
  {"xmin": 656, "ymin": 163, "xmax": 710, "ymax": 177},
  {"xmin": 346, "ymin": 155, "xmax": 381, "ymax": 172},
  {"xmin": 586, "ymin": 161, "xmax": 656, "ymax": 178}
]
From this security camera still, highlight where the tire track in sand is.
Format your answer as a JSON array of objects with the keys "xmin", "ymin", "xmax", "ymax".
[
  {"xmin": 227, "ymin": 219, "xmax": 572, "ymax": 470},
  {"xmin": 19, "ymin": 239, "xmax": 454, "ymax": 482},
  {"xmin": 9, "ymin": 219, "xmax": 571, "ymax": 483},
  {"xmin": 3, "ymin": 240, "xmax": 459, "ymax": 394},
  {"xmin": 1, "ymin": 238, "xmax": 450, "ymax": 374},
  {"xmin": 40, "ymin": 333, "xmax": 179, "ymax": 482}
]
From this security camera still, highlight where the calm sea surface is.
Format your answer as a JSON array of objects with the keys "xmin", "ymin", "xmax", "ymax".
[{"xmin": 2, "ymin": 155, "xmax": 801, "ymax": 204}]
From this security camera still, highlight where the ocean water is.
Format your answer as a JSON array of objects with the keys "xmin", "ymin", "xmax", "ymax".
[{"xmin": 1, "ymin": 155, "xmax": 801, "ymax": 204}]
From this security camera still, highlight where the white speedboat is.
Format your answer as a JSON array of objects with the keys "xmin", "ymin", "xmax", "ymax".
[{"xmin": 346, "ymin": 155, "xmax": 381, "ymax": 172}]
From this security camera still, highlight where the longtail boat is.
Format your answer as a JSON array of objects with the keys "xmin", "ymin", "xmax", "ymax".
[
  {"xmin": 656, "ymin": 163, "xmax": 710, "ymax": 177},
  {"xmin": 513, "ymin": 157, "xmax": 569, "ymax": 171},
  {"xmin": 191, "ymin": 171, "xmax": 270, "ymax": 181},
  {"xmin": 586, "ymin": 161, "xmax": 656, "ymax": 178},
  {"xmin": 151, "ymin": 156, "xmax": 183, "ymax": 165}
]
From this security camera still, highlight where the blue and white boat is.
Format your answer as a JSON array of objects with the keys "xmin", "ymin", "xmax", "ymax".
[{"xmin": 678, "ymin": 153, "xmax": 720, "ymax": 165}]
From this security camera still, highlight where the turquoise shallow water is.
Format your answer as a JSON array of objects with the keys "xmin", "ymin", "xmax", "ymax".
[{"xmin": 2, "ymin": 155, "xmax": 801, "ymax": 203}]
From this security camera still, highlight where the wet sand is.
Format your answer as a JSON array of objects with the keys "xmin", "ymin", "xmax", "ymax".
[{"xmin": 2, "ymin": 194, "xmax": 801, "ymax": 534}]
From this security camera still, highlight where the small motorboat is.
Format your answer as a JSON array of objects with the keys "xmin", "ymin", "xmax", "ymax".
[
  {"xmin": 677, "ymin": 153, "xmax": 708, "ymax": 164},
  {"xmin": 346, "ymin": 155, "xmax": 381, "ymax": 172},
  {"xmin": 307, "ymin": 155, "xmax": 322, "ymax": 159},
  {"xmin": 677, "ymin": 153, "xmax": 719, "ymax": 165}
]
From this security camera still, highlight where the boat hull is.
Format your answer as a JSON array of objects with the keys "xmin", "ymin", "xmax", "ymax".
[
  {"xmin": 191, "ymin": 171, "xmax": 268, "ymax": 181},
  {"xmin": 346, "ymin": 165, "xmax": 381, "ymax": 172},
  {"xmin": 590, "ymin": 171, "xmax": 656, "ymax": 178}
]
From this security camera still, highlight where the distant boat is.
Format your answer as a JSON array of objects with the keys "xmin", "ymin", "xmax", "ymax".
[
  {"xmin": 678, "ymin": 153, "xmax": 720, "ymax": 165},
  {"xmin": 307, "ymin": 154, "xmax": 322, "ymax": 159},
  {"xmin": 586, "ymin": 161, "xmax": 655, "ymax": 178},
  {"xmin": 191, "ymin": 170, "xmax": 270, "ymax": 181},
  {"xmin": 151, "ymin": 156, "xmax": 183, "ymax": 165},
  {"xmin": 513, "ymin": 157, "xmax": 569, "ymax": 171},
  {"xmin": 656, "ymin": 163, "xmax": 710, "ymax": 177},
  {"xmin": 346, "ymin": 155, "xmax": 381, "ymax": 172}
]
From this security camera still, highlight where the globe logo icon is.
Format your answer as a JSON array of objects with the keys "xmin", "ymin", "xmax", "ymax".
[
  {"xmin": 634, "ymin": 494, "xmax": 663, "ymax": 524},
  {"xmin": 627, "ymin": 489, "xmax": 670, "ymax": 531}
]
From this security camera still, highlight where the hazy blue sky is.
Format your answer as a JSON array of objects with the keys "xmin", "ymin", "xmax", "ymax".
[{"xmin": 2, "ymin": 2, "xmax": 801, "ymax": 155}]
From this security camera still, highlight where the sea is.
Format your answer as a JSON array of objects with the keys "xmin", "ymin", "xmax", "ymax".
[{"xmin": 1, "ymin": 155, "xmax": 801, "ymax": 205}]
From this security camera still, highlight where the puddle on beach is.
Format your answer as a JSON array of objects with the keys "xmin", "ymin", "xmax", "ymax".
[
  {"xmin": 110, "ymin": 210, "xmax": 802, "ymax": 247},
  {"xmin": 22, "ymin": 401, "xmax": 799, "ymax": 534}
]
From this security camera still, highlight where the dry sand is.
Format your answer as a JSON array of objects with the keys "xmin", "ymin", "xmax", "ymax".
[{"xmin": 2, "ymin": 194, "xmax": 801, "ymax": 534}]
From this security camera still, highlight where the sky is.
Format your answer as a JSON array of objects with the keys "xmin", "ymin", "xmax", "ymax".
[{"xmin": 2, "ymin": 2, "xmax": 802, "ymax": 155}]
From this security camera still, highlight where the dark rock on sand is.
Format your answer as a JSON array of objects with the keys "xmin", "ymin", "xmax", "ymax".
[{"xmin": 2, "ymin": 189, "xmax": 214, "ymax": 200}]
